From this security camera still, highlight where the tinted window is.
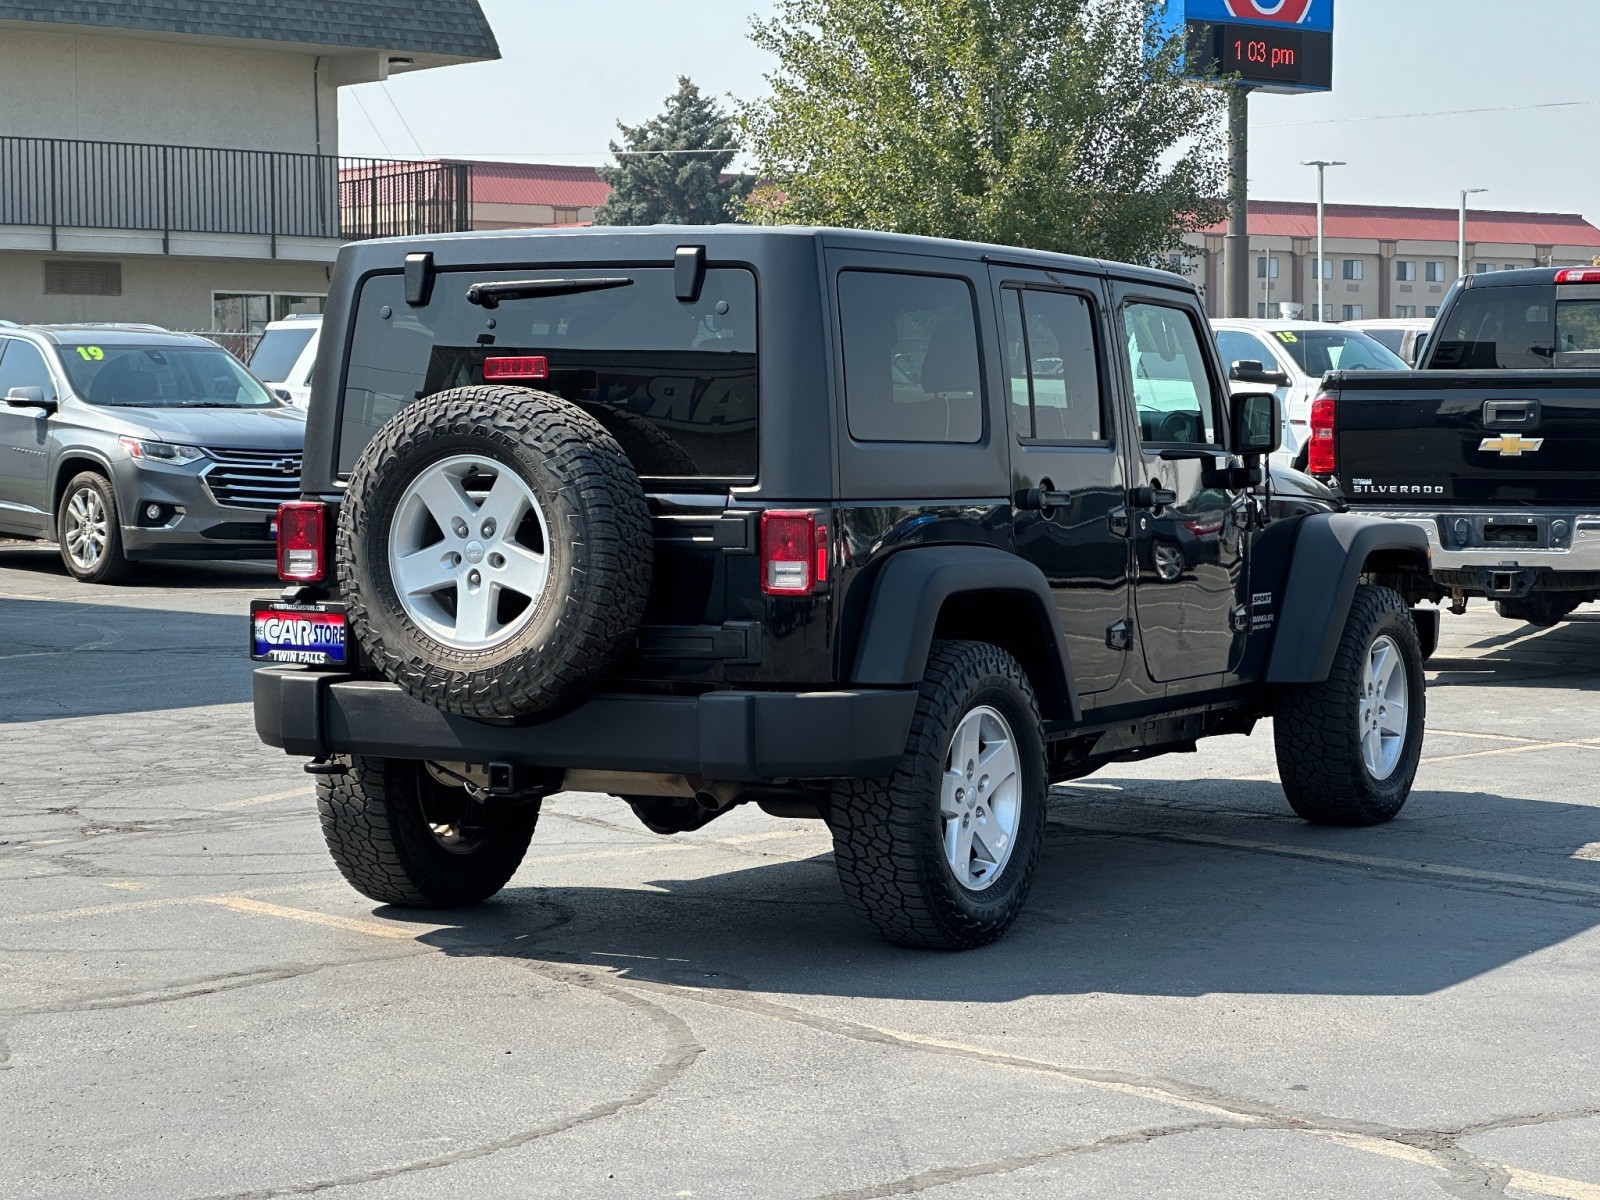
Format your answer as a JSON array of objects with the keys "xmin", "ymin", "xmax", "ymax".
[
  {"xmin": 1125, "ymin": 303, "xmax": 1216, "ymax": 445},
  {"xmin": 840, "ymin": 271, "xmax": 982, "ymax": 444},
  {"xmin": 1554, "ymin": 288, "xmax": 1600, "ymax": 368},
  {"xmin": 61, "ymin": 344, "xmax": 276, "ymax": 408},
  {"xmin": 339, "ymin": 268, "xmax": 757, "ymax": 480},
  {"xmin": 1214, "ymin": 329, "xmax": 1277, "ymax": 374},
  {"xmin": 1271, "ymin": 329, "xmax": 1409, "ymax": 375},
  {"xmin": 0, "ymin": 339, "xmax": 56, "ymax": 401},
  {"xmin": 1431, "ymin": 285, "xmax": 1553, "ymax": 369},
  {"xmin": 1001, "ymin": 288, "xmax": 1105, "ymax": 442},
  {"xmin": 249, "ymin": 326, "xmax": 315, "ymax": 383}
]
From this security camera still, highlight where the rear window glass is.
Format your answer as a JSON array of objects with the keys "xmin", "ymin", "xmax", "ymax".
[
  {"xmin": 249, "ymin": 327, "xmax": 315, "ymax": 383},
  {"xmin": 839, "ymin": 271, "xmax": 983, "ymax": 444},
  {"xmin": 1430, "ymin": 285, "xmax": 1557, "ymax": 369},
  {"xmin": 337, "ymin": 268, "xmax": 757, "ymax": 481}
]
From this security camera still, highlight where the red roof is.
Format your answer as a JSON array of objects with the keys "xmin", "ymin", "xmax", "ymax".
[
  {"xmin": 440, "ymin": 161, "xmax": 611, "ymax": 209},
  {"xmin": 1198, "ymin": 201, "xmax": 1600, "ymax": 247}
]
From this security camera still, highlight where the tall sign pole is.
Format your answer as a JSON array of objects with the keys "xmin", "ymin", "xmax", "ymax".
[{"xmin": 1225, "ymin": 88, "xmax": 1252, "ymax": 318}]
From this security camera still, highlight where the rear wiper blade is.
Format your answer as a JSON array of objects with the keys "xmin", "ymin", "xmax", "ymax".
[{"xmin": 465, "ymin": 277, "xmax": 634, "ymax": 309}]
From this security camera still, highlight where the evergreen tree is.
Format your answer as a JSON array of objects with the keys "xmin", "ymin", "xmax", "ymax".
[
  {"xmin": 742, "ymin": 0, "xmax": 1227, "ymax": 263},
  {"xmin": 596, "ymin": 78, "xmax": 746, "ymax": 226}
]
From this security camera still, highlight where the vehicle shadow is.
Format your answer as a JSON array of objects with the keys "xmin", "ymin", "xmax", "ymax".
[
  {"xmin": 1428, "ymin": 611, "xmax": 1600, "ymax": 691},
  {"xmin": 394, "ymin": 781, "xmax": 1600, "ymax": 1002},
  {"xmin": 0, "ymin": 594, "xmax": 256, "ymax": 722},
  {"xmin": 0, "ymin": 543, "xmax": 275, "ymax": 591}
]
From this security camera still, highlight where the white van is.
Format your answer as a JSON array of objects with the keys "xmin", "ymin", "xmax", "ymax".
[{"xmin": 248, "ymin": 314, "xmax": 321, "ymax": 407}]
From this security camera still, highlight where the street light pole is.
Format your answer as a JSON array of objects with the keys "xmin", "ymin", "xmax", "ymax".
[
  {"xmin": 1459, "ymin": 188, "xmax": 1488, "ymax": 280},
  {"xmin": 1302, "ymin": 161, "xmax": 1344, "ymax": 323}
]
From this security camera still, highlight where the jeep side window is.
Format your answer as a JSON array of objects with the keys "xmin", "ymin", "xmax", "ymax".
[
  {"xmin": 1124, "ymin": 302, "xmax": 1216, "ymax": 446},
  {"xmin": 839, "ymin": 271, "xmax": 983, "ymax": 444},
  {"xmin": 1000, "ymin": 287, "xmax": 1107, "ymax": 443}
]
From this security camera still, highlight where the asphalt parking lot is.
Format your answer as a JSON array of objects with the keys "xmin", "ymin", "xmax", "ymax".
[{"xmin": 3, "ymin": 542, "xmax": 1598, "ymax": 1200}]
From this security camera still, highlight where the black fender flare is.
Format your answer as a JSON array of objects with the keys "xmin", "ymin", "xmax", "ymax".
[
  {"xmin": 847, "ymin": 545, "xmax": 1081, "ymax": 722},
  {"xmin": 1266, "ymin": 513, "xmax": 1430, "ymax": 683}
]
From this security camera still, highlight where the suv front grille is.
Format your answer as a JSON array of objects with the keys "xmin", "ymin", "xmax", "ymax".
[{"xmin": 202, "ymin": 447, "xmax": 303, "ymax": 511}]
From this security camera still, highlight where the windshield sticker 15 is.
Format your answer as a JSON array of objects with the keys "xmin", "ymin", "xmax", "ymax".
[
  {"xmin": 1274, "ymin": 331, "xmax": 1298, "ymax": 344},
  {"xmin": 75, "ymin": 346, "xmax": 105, "ymax": 361}
]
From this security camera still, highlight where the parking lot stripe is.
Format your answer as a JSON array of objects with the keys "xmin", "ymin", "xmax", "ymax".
[
  {"xmin": 212, "ymin": 788, "xmax": 313, "ymax": 811},
  {"xmin": 1502, "ymin": 1167, "xmax": 1600, "ymax": 1200},
  {"xmin": 201, "ymin": 897, "xmax": 423, "ymax": 941},
  {"xmin": 1051, "ymin": 821, "xmax": 1600, "ymax": 899}
]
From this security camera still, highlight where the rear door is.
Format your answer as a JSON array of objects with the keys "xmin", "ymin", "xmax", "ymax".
[
  {"xmin": 1115, "ymin": 291, "xmax": 1251, "ymax": 683},
  {"xmin": 0, "ymin": 338, "xmax": 57, "ymax": 533},
  {"xmin": 990, "ymin": 266, "xmax": 1130, "ymax": 696}
]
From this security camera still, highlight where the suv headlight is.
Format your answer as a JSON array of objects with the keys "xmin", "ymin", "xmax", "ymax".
[{"xmin": 118, "ymin": 437, "xmax": 208, "ymax": 465}]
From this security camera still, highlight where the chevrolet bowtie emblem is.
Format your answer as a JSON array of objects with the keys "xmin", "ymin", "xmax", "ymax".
[{"xmin": 1480, "ymin": 435, "xmax": 1545, "ymax": 457}]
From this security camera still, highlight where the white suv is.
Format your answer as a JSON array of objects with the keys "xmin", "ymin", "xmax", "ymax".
[
  {"xmin": 1211, "ymin": 319, "xmax": 1410, "ymax": 470},
  {"xmin": 247, "ymin": 314, "xmax": 321, "ymax": 408}
]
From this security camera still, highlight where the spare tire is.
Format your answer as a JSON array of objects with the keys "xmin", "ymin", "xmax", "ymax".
[{"xmin": 338, "ymin": 385, "xmax": 652, "ymax": 719}]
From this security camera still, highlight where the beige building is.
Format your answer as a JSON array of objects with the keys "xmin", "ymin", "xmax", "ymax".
[
  {"xmin": 1184, "ymin": 201, "xmax": 1600, "ymax": 320},
  {"xmin": 0, "ymin": 1, "xmax": 498, "ymax": 334}
]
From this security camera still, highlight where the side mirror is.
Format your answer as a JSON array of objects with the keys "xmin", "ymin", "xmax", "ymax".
[
  {"xmin": 1231, "ymin": 390, "xmax": 1280, "ymax": 457},
  {"xmin": 4, "ymin": 386, "xmax": 55, "ymax": 414},
  {"xmin": 1229, "ymin": 359, "xmax": 1292, "ymax": 388},
  {"xmin": 273, "ymin": 388, "xmax": 292, "ymax": 403}
]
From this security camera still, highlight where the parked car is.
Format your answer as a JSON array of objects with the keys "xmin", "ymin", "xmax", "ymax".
[
  {"xmin": 247, "ymin": 313, "xmax": 321, "ymax": 407},
  {"xmin": 1344, "ymin": 318, "xmax": 1435, "ymax": 367},
  {"xmin": 1212, "ymin": 319, "xmax": 1411, "ymax": 471},
  {"xmin": 1308, "ymin": 266, "xmax": 1600, "ymax": 629},
  {"xmin": 0, "ymin": 322, "xmax": 306, "ymax": 583},
  {"xmin": 251, "ymin": 226, "xmax": 1432, "ymax": 950}
]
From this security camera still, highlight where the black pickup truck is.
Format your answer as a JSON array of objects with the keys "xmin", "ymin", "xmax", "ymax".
[{"xmin": 1310, "ymin": 266, "xmax": 1600, "ymax": 629}]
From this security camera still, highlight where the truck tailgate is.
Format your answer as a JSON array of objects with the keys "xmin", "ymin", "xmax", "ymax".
[{"xmin": 1333, "ymin": 370, "xmax": 1600, "ymax": 506}]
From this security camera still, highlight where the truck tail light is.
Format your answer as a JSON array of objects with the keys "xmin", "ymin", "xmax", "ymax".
[
  {"xmin": 277, "ymin": 502, "xmax": 328, "ymax": 583},
  {"xmin": 761, "ymin": 510, "xmax": 829, "ymax": 596},
  {"xmin": 1555, "ymin": 268, "xmax": 1600, "ymax": 285},
  {"xmin": 1307, "ymin": 395, "xmax": 1337, "ymax": 478}
]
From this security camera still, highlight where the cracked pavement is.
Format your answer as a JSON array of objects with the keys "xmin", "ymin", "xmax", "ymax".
[{"xmin": 2, "ymin": 541, "xmax": 1599, "ymax": 1199}]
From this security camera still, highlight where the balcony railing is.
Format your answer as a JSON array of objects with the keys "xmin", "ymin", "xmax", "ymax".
[{"xmin": 0, "ymin": 136, "xmax": 472, "ymax": 245}]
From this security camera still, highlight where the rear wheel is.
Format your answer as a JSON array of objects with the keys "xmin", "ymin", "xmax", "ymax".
[
  {"xmin": 1274, "ymin": 585, "xmax": 1426, "ymax": 826},
  {"xmin": 57, "ymin": 471, "xmax": 132, "ymax": 584},
  {"xmin": 828, "ymin": 641, "xmax": 1047, "ymax": 950},
  {"xmin": 316, "ymin": 756, "xmax": 538, "ymax": 907}
]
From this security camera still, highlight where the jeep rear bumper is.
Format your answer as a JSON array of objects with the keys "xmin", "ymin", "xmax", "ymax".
[{"xmin": 253, "ymin": 667, "xmax": 919, "ymax": 782}]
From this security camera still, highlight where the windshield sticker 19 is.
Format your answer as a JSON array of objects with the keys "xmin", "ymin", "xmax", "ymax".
[{"xmin": 75, "ymin": 346, "xmax": 105, "ymax": 361}]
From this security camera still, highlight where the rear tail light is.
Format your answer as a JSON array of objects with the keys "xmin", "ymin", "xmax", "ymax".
[
  {"xmin": 483, "ymin": 356, "xmax": 550, "ymax": 381},
  {"xmin": 277, "ymin": 502, "xmax": 328, "ymax": 583},
  {"xmin": 1555, "ymin": 268, "xmax": 1600, "ymax": 284},
  {"xmin": 761, "ymin": 511, "xmax": 829, "ymax": 596},
  {"xmin": 1307, "ymin": 395, "xmax": 1337, "ymax": 477}
]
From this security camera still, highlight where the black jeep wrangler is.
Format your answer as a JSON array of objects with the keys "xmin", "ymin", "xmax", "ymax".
[{"xmin": 252, "ymin": 226, "xmax": 1431, "ymax": 949}]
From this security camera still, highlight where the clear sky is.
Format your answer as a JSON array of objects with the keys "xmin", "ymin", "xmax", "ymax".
[{"xmin": 339, "ymin": 0, "xmax": 1600, "ymax": 221}]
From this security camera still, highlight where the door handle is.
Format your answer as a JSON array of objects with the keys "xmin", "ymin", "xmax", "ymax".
[
  {"xmin": 1483, "ymin": 399, "xmax": 1541, "ymax": 428},
  {"xmin": 1130, "ymin": 484, "xmax": 1178, "ymax": 511}
]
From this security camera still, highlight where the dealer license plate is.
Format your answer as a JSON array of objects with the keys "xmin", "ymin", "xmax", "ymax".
[{"xmin": 250, "ymin": 601, "xmax": 349, "ymax": 666}]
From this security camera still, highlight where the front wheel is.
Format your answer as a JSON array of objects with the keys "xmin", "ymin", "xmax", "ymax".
[
  {"xmin": 1274, "ymin": 585, "xmax": 1426, "ymax": 826},
  {"xmin": 57, "ymin": 472, "xmax": 133, "ymax": 584},
  {"xmin": 827, "ymin": 641, "xmax": 1047, "ymax": 950},
  {"xmin": 316, "ymin": 756, "xmax": 538, "ymax": 906}
]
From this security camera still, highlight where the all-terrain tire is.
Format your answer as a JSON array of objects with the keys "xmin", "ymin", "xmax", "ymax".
[
  {"xmin": 339, "ymin": 385, "xmax": 653, "ymax": 719},
  {"xmin": 316, "ymin": 755, "xmax": 538, "ymax": 907},
  {"xmin": 827, "ymin": 640, "xmax": 1048, "ymax": 950},
  {"xmin": 1274, "ymin": 584, "xmax": 1426, "ymax": 826},
  {"xmin": 56, "ymin": 471, "xmax": 133, "ymax": 584}
]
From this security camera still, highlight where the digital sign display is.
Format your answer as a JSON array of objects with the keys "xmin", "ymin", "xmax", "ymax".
[{"xmin": 1188, "ymin": 21, "xmax": 1333, "ymax": 92}]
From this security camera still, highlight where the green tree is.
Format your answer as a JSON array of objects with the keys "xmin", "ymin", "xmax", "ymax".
[
  {"xmin": 596, "ymin": 78, "xmax": 746, "ymax": 226},
  {"xmin": 742, "ymin": 0, "xmax": 1226, "ymax": 263}
]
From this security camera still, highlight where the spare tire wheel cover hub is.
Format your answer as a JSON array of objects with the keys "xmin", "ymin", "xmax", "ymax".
[{"xmin": 386, "ymin": 452, "xmax": 552, "ymax": 651}]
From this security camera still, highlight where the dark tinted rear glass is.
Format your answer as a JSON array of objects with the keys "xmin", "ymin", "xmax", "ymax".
[
  {"xmin": 337, "ymin": 268, "xmax": 757, "ymax": 481},
  {"xmin": 1431, "ymin": 285, "xmax": 1554, "ymax": 369}
]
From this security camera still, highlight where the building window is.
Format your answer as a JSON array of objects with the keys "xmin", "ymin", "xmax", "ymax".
[
  {"xmin": 552, "ymin": 207, "xmax": 582, "ymax": 225},
  {"xmin": 1503, "ymin": 263, "xmax": 1519, "ymax": 273},
  {"xmin": 44, "ymin": 260, "xmax": 122, "ymax": 296},
  {"xmin": 1425, "ymin": 306, "xmax": 1440, "ymax": 318},
  {"xmin": 1474, "ymin": 263, "xmax": 1495, "ymax": 274},
  {"xmin": 213, "ymin": 292, "xmax": 327, "ymax": 334},
  {"xmin": 1256, "ymin": 302, "xmax": 1269, "ymax": 318},
  {"xmin": 1396, "ymin": 261, "xmax": 1417, "ymax": 282},
  {"xmin": 1256, "ymin": 256, "xmax": 1280, "ymax": 280},
  {"xmin": 1425, "ymin": 261, "xmax": 1448, "ymax": 282},
  {"xmin": 1311, "ymin": 258, "xmax": 1334, "ymax": 280},
  {"xmin": 1342, "ymin": 304, "xmax": 1364, "ymax": 321},
  {"xmin": 1395, "ymin": 305, "xmax": 1418, "ymax": 318},
  {"xmin": 1342, "ymin": 260, "xmax": 1364, "ymax": 281},
  {"xmin": 1309, "ymin": 304, "xmax": 1321, "ymax": 321}
]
